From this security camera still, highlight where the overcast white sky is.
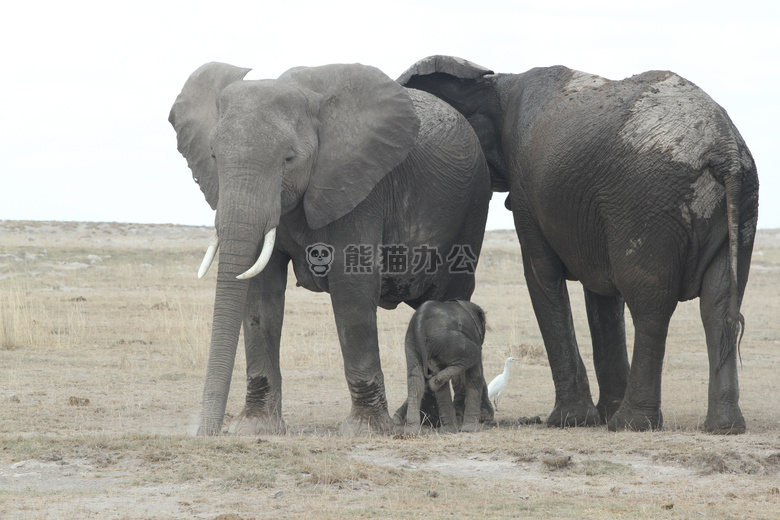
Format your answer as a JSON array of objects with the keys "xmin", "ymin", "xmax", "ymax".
[{"xmin": 2, "ymin": 0, "xmax": 777, "ymax": 230}]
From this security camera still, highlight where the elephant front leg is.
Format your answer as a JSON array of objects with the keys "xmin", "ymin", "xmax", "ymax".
[
  {"xmin": 331, "ymin": 283, "xmax": 393, "ymax": 436},
  {"xmin": 228, "ymin": 254, "xmax": 288, "ymax": 435},
  {"xmin": 584, "ymin": 289, "xmax": 629, "ymax": 423},
  {"xmin": 522, "ymin": 250, "xmax": 599, "ymax": 427}
]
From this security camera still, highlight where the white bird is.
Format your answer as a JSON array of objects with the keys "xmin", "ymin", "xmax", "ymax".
[{"xmin": 487, "ymin": 357, "xmax": 517, "ymax": 410}]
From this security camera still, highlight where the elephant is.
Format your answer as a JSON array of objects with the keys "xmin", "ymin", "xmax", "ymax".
[
  {"xmin": 393, "ymin": 299, "xmax": 491, "ymax": 433},
  {"xmin": 398, "ymin": 55, "xmax": 759, "ymax": 434},
  {"xmin": 168, "ymin": 61, "xmax": 491, "ymax": 436}
]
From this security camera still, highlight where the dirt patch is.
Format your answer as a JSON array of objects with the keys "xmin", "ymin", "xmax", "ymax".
[{"xmin": 654, "ymin": 448, "xmax": 780, "ymax": 475}]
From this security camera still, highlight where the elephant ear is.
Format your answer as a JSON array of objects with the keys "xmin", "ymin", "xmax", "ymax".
[
  {"xmin": 169, "ymin": 62, "xmax": 251, "ymax": 210},
  {"xmin": 283, "ymin": 64, "xmax": 420, "ymax": 229},
  {"xmin": 397, "ymin": 55, "xmax": 492, "ymax": 86},
  {"xmin": 398, "ymin": 56, "xmax": 509, "ymax": 191}
]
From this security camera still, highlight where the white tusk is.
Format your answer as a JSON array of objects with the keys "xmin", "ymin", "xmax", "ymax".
[
  {"xmin": 198, "ymin": 232, "xmax": 220, "ymax": 279},
  {"xmin": 236, "ymin": 228, "xmax": 277, "ymax": 280}
]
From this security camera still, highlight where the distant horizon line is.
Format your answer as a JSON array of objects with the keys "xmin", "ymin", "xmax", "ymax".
[{"xmin": 1, "ymin": 218, "xmax": 778, "ymax": 232}]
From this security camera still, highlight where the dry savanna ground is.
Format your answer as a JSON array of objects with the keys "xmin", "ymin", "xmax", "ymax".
[{"xmin": 1, "ymin": 220, "xmax": 779, "ymax": 520}]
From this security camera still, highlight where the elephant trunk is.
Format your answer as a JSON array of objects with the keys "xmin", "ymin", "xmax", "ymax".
[
  {"xmin": 199, "ymin": 258, "xmax": 250, "ymax": 435},
  {"xmin": 198, "ymin": 170, "xmax": 281, "ymax": 435}
]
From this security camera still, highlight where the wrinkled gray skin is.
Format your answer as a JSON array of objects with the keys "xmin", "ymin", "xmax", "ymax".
[
  {"xmin": 393, "ymin": 300, "xmax": 491, "ymax": 433},
  {"xmin": 399, "ymin": 56, "xmax": 759, "ymax": 433},
  {"xmin": 169, "ymin": 62, "xmax": 491, "ymax": 436}
]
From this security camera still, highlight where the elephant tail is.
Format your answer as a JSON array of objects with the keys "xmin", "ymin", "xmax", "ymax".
[
  {"xmin": 722, "ymin": 166, "xmax": 745, "ymax": 370},
  {"xmin": 714, "ymin": 142, "xmax": 757, "ymax": 371}
]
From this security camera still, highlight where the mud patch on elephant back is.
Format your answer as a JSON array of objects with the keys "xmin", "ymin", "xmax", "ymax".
[
  {"xmin": 688, "ymin": 169, "xmax": 724, "ymax": 220},
  {"xmin": 618, "ymin": 73, "xmax": 723, "ymax": 169},
  {"xmin": 564, "ymin": 70, "xmax": 609, "ymax": 93}
]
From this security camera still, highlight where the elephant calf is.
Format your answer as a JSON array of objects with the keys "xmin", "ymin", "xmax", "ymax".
[{"xmin": 395, "ymin": 300, "xmax": 491, "ymax": 433}]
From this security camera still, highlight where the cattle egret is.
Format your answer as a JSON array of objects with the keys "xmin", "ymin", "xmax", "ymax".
[{"xmin": 487, "ymin": 357, "xmax": 517, "ymax": 410}]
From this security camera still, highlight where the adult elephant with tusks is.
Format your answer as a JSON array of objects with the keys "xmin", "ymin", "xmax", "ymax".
[
  {"xmin": 169, "ymin": 61, "xmax": 491, "ymax": 436},
  {"xmin": 399, "ymin": 55, "xmax": 759, "ymax": 434}
]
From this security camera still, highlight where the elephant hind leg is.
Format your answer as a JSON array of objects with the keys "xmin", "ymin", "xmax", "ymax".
[
  {"xmin": 434, "ymin": 383, "xmax": 459, "ymax": 433},
  {"xmin": 608, "ymin": 303, "xmax": 674, "ymax": 432},
  {"xmin": 454, "ymin": 374, "xmax": 495, "ymax": 426},
  {"xmin": 457, "ymin": 365, "xmax": 486, "ymax": 432},
  {"xmin": 584, "ymin": 289, "xmax": 629, "ymax": 423},
  {"xmin": 699, "ymin": 247, "xmax": 746, "ymax": 434}
]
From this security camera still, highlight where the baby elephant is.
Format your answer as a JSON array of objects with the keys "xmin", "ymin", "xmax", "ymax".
[{"xmin": 396, "ymin": 299, "xmax": 489, "ymax": 433}]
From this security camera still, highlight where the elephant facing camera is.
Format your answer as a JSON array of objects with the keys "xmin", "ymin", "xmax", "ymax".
[
  {"xmin": 169, "ymin": 60, "xmax": 490, "ymax": 437},
  {"xmin": 306, "ymin": 243, "xmax": 334, "ymax": 277}
]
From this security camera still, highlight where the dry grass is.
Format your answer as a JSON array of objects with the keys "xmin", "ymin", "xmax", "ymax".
[{"xmin": 1, "ymin": 221, "xmax": 779, "ymax": 519}]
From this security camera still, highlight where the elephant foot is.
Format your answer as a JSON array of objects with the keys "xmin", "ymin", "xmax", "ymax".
[
  {"xmin": 340, "ymin": 410, "xmax": 394, "ymax": 437},
  {"xmin": 459, "ymin": 419, "xmax": 481, "ymax": 433},
  {"xmin": 196, "ymin": 413, "xmax": 225, "ymax": 436},
  {"xmin": 479, "ymin": 415, "xmax": 497, "ymax": 428},
  {"xmin": 437, "ymin": 423, "xmax": 459, "ymax": 434},
  {"xmin": 607, "ymin": 405, "xmax": 662, "ymax": 432},
  {"xmin": 596, "ymin": 396, "xmax": 624, "ymax": 424},
  {"xmin": 704, "ymin": 406, "xmax": 746, "ymax": 435},
  {"xmin": 546, "ymin": 399, "xmax": 600, "ymax": 428},
  {"xmin": 479, "ymin": 404, "xmax": 495, "ymax": 425},
  {"xmin": 392, "ymin": 405, "xmax": 407, "ymax": 430},
  {"xmin": 400, "ymin": 423, "xmax": 424, "ymax": 435},
  {"xmin": 227, "ymin": 405, "xmax": 286, "ymax": 435}
]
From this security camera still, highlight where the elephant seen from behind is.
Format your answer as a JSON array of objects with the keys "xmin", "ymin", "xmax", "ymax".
[
  {"xmin": 394, "ymin": 299, "xmax": 491, "ymax": 434},
  {"xmin": 399, "ymin": 55, "xmax": 759, "ymax": 434},
  {"xmin": 169, "ymin": 61, "xmax": 491, "ymax": 436}
]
